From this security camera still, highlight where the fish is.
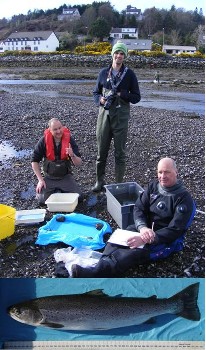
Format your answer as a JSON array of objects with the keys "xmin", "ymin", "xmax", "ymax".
[{"xmin": 7, "ymin": 282, "xmax": 200, "ymax": 331}]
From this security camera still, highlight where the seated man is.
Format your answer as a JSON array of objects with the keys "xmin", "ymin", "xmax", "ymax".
[
  {"xmin": 72, "ymin": 157, "xmax": 196, "ymax": 277},
  {"xmin": 31, "ymin": 118, "xmax": 82, "ymax": 205}
]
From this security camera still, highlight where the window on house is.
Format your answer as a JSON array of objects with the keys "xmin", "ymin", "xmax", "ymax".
[
  {"xmin": 38, "ymin": 41, "xmax": 40, "ymax": 44},
  {"xmin": 34, "ymin": 41, "xmax": 36, "ymax": 45},
  {"xmin": 34, "ymin": 47, "xmax": 38, "ymax": 51}
]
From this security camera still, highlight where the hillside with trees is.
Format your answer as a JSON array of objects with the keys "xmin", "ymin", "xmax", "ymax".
[{"xmin": 0, "ymin": 2, "xmax": 204, "ymax": 52}]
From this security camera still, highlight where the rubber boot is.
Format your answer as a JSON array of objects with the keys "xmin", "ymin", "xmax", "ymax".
[
  {"xmin": 115, "ymin": 163, "xmax": 126, "ymax": 183},
  {"xmin": 92, "ymin": 161, "xmax": 106, "ymax": 192},
  {"xmin": 71, "ymin": 257, "xmax": 117, "ymax": 278}
]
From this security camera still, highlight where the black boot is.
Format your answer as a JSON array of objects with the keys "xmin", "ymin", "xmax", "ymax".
[
  {"xmin": 115, "ymin": 163, "xmax": 126, "ymax": 183},
  {"xmin": 71, "ymin": 258, "xmax": 117, "ymax": 278},
  {"xmin": 92, "ymin": 180, "xmax": 105, "ymax": 192},
  {"xmin": 92, "ymin": 161, "xmax": 106, "ymax": 192},
  {"xmin": 71, "ymin": 264, "xmax": 96, "ymax": 277}
]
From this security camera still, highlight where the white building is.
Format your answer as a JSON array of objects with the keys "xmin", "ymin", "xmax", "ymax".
[
  {"xmin": 2, "ymin": 31, "xmax": 59, "ymax": 53},
  {"xmin": 0, "ymin": 42, "xmax": 4, "ymax": 53},
  {"xmin": 162, "ymin": 45, "xmax": 196, "ymax": 55},
  {"xmin": 125, "ymin": 6, "xmax": 143, "ymax": 21},
  {"xmin": 110, "ymin": 28, "xmax": 138, "ymax": 39},
  {"xmin": 58, "ymin": 7, "xmax": 81, "ymax": 21},
  {"xmin": 113, "ymin": 38, "xmax": 152, "ymax": 52}
]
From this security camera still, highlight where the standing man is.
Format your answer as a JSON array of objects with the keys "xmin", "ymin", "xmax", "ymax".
[
  {"xmin": 32, "ymin": 118, "xmax": 82, "ymax": 205},
  {"xmin": 72, "ymin": 158, "xmax": 196, "ymax": 277},
  {"xmin": 92, "ymin": 41, "xmax": 141, "ymax": 192}
]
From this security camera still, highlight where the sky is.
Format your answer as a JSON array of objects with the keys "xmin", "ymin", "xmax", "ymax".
[{"xmin": 0, "ymin": 0, "xmax": 205, "ymax": 19}]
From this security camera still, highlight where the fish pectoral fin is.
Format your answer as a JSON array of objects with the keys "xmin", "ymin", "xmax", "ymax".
[
  {"xmin": 144, "ymin": 317, "xmax": 156, "ymax": 324},
  {"xmin": 41, "ymin": 322, "xmax": 64, "ymax": 329}
]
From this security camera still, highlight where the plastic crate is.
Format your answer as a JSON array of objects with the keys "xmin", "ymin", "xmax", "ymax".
[
  {"xmin": 45, "ymin": 193, "xmax": 79, "ymax": 212},
  {"xmin": 104, "ymin": 182, "xmax": 144, "ymax": 229},
  {"xmin": 0, "ymin": 204, "xmax": 16, "ymax": 240}
]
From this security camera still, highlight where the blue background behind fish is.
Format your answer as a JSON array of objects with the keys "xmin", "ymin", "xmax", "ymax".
[{"xmin": 0, "ymin": 278, "xmax": 204, "ymax": 342}]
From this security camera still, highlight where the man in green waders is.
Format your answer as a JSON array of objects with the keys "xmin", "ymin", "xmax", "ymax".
[{"xmin": 92, "ymin": 41, "xmax": 141, "ymax": 192}]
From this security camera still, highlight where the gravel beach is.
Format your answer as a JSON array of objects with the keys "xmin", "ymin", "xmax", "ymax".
[{"xmin": 0, "ymin": 64, "xmax": 204, "ymax": 278}]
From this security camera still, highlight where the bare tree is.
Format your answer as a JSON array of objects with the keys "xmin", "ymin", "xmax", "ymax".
[
  {"xmin": 81, "ymin": 6, "xmax": 97, "ymax": 30},
  {"xmin": 168, "ymin": 30, "xmax": 181, "ymax": 45}
]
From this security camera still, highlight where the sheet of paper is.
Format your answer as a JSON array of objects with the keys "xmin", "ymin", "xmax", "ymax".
[{"xmin": 107, "ymin": 229, "xmax": 144, "ymax": 248}]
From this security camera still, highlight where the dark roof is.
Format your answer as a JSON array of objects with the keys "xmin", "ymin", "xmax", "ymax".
[
  {"xmin": 113, "ymin": 38, "xmax": 152, "ymax": 51},
  {"xmin": 126, "ymin": 6, "xmax": 141, "ymax": 12},
  {"xmin": 5, "ymin": 31, "xmax": 55, "ymax": 41}
]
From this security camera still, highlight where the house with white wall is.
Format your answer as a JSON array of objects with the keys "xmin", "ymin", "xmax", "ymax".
[
  {"xmin": 58, "ymin": 7, "xmax": 81, "ymax": 21},
  {"xmin": 0, "ymin": 42, "xmax": 4, "ymax": 53},
  {"xmin": 113, "ymin": 38, "xmax": 152, "ymax": 52},
  {"xmin": 110, "ymin": 28, "xmax": 138, "ymax": 39},
  {"xmin": 162, "ymin": 45, "xmax": 196, "ymax": 55},
  {"xmin": 125, "ymin": 6, "xmax": 143, "ymax": 21},
  {"xmin": 2, "ymin": 31, "xmax": 59, "ymax": 52}
]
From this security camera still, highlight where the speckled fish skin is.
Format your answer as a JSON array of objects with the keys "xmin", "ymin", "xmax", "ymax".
[{"xmin": 7, "ymin": 283, "xmax": 200, "ymax": 330}]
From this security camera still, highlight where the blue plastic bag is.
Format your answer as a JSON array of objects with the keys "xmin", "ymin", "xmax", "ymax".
[{"xmin": 36, "ymin": 213, "xmax": 112, "ymax": 250}]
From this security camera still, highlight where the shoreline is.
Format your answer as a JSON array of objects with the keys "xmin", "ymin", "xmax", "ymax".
[{"xmin": 0, "ymin": 67, "xmax": 204, "ymax": 278}]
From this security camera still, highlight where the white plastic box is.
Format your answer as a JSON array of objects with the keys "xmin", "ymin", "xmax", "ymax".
[
  {"xmin": 45, "ymin": 193, "xmax": 79, "ymax": 212},
  {"xmin": 104, "ymin": 182, "xmax": 144, "ymax": 229},
  {"xmin": 15, "ymin": 209, "xmax": 46, "ymax": 225}
]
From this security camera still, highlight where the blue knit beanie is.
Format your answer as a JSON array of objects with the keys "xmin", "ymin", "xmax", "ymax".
[{"xmin": 111, "ymin": 41, "xmax": 128, "ymax": 57}]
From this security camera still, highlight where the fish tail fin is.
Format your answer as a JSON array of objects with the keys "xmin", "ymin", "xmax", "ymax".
[{"xmin": 174, "ymin": 282, "xmax": 201, "ymax": 321}]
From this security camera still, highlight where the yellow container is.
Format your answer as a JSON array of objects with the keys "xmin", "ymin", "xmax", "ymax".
[{"xmin": 0, "ymin": 204, "xmax": 16, "ymax": 240}]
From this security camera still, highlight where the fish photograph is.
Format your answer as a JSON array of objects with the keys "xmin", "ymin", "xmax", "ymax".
[
  {"xmin": 0, "ymin": 278, "xmax": 204, "ymax": 342},
  {"xmin": 7, "ymin": 284, "xmax": 200, "ymax": 330}
]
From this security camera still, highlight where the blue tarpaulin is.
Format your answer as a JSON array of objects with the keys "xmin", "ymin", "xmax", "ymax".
[{"xmin": 36, "ymin": 213, "xmax": 112, "ymax": 250}]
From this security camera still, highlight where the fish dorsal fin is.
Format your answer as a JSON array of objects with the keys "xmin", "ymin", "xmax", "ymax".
[
  {"xmin": 148, "ymin": 295, "xmax": 157, "ymax": 299},
  {"xmin": 84, "ymin": 289, "xmax": 108, "ymax": 297}
]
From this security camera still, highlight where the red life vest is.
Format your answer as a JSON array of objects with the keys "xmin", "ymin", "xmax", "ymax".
[{"xmin": 44, "ymin": 127, "xmax": 71, "ymax": 161}]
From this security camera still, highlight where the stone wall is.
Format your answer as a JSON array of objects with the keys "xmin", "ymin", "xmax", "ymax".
[{"xmin": 0, "ymin": 54, "xmax": 205, "ymax": 70}]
